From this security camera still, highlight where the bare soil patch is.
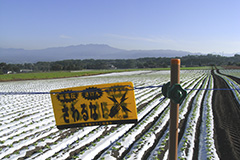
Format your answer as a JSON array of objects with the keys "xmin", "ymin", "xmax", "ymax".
[
  {"xmin": 212, "ymin": 70, "xmax": 240, "ymax": 160},
  {"xmin": 222, "ymin": 66, "xmax": 240, "ymax": 70}
]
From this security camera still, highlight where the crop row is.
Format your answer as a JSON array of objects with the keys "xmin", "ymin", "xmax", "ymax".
[
  {"xmin": 215, "ymin": 71, "xmax": 240, "ymax": 105},
  {"xmin": 98, "ymin": 73, "xmax": 208, "ymax": 159},
  {"xmin": 149, "ymin": 73, "xmax": 208, "ymax": 159},
  {"xmin": 0, "ymin": 70, "xmax": 209, "ymax": 159},
  {"xmin": 177, "ymin": 75, "xmax": 209, "ymax": 159},
  {"xmin": 198, "ymin": 75, "xmax": 219, "ymax": 159},
  {"xmin": 0, "ymin": 72, "xmax": 169, "ymax": 159}
]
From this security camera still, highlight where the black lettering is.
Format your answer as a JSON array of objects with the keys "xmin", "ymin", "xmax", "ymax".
[
  {"xmin": 81, "ymin": 104, "xmax": 89, "ymax": 121},
  {"xmin": 62, "ymin": 104, "xmax": 69, "ymax": 123},
  {"xmin": 71, "ymin": 103, "xmax": 80, "ymax": 122},
  {"xmin": 89, "ymin": 102, "xmax": 98, "ymax": 120},
  {"xmin": 101, "ymin": 102, "xmax": 109, "ymax": 119},
  {"xmin": 82, "ymin": 87, "xmax": 103, "ymax": 100}
]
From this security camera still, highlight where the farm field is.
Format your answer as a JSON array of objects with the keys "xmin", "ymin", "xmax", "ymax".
[
  {"xmin": 0, "ymin": 69, "xmax": 139, "ymax": 82},
  {"xmin": 0, "ymin": 66, "xmax": 211, "ymax": 82},
  {"xmin": 0, "ymin": 69, "xmax": 240, "ymax": 160}
]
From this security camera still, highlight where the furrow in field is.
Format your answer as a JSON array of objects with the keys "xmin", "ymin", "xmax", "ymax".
[
  {"xmin": 121, "ymin": 75, "xmax": 207, "ymax": 159},
  {"xmin": 177, "ymin": 76, "xmax": 209, "ymax": 159},
  {"xmin": 0, "ymin": 70, "xmax": 209, "ymax": 159},
  {"xmin": 149, "ymin": 74, "xmax": 208, "ymax": 159},
  {"xmin": 0, "ymin": 109, "xmax": 54, "ymax": 139},
  {"xmin": 0, "ymin": 108, "xmax": 53, "ymax": 136},
  {"xmin": 212, "ymin": 70, "xmax": 240, "ymax": 160},
  {"xmin": 215, "ymin": 72, "xmax": 240, "ymax": 106},
  {"xmin": 97, "ymin": 97, "xmax": 170, "ymax": 159},
  {"xmin": 67, "ymin": 89, "xmax": 166, "ymax": 159},
  {"xmin": 50, "ymin": 87, "xmax": 166, "ymax": 160},
  {"xmin": 0, "ymin": 96, "xmax": 50, "ymax": 122},
  {"xmin": 35, "ymin": 84, "xmax": 163, "ymax": 158},
  {"xmin": 15, "ymin": 83, "xmax": 162, "ymax": 160},
  {"xmin": 198, "ymin": 75, "xmax": 219, "ymax": 159}
]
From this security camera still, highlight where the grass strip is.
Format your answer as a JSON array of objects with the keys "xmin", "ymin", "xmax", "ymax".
[{"xmin": 0, "ymin": 66, "xmax": 212, "ymax": 82}]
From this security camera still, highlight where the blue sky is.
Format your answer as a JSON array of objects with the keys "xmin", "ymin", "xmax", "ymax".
[{"xmin": 0, "ymin": 0, "xmax": 240, "ymax": 54}]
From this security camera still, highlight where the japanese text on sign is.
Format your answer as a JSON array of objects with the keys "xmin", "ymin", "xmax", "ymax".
[{"xmin": 50, "ymin": 82, "xmax": 138, "ymax": 129}]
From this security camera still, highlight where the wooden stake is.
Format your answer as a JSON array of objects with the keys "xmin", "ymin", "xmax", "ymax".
[{"xmin": 169, "ymin": 59, "xmax": 180, "ymax": 160}]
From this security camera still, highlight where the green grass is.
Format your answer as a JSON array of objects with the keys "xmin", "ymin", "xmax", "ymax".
[
  {"xmin": 181, "ymin": 66, "xmax": 212, "ymax": 70},
  {"xmin": 0, "ymin": 66, "xmax": 213, "ymax": 81},
  {"xmin": 0, "ymin": 69, "xmax": 138, "ymax": 81},
  {"xmin": 150, "ymin": 66, "xmax": 212, "ymax": 70}
]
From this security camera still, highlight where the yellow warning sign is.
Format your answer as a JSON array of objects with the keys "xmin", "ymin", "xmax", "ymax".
[{"xmin": 50, "ymin": 82, "xmax": 138, "ymax": 129}]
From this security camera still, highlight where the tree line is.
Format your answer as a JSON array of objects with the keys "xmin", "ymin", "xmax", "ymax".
[{"xmin": 1, "ymin": 54, "xmax": 240, "ymax": 74}]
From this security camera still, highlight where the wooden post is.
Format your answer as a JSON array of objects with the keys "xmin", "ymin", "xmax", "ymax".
[{"xmin": 169, "ymin": 59, "xmax": 180, "ymax": 160}]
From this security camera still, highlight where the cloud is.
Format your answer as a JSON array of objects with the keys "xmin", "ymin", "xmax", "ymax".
[{"xmin": 59, "ymin": 35, "xmax": 72, "ymax": 39}]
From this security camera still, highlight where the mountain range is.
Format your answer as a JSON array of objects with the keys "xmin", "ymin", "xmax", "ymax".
[{"xmin": 0, "ymin": 44, "xmax": 199, "ymax": 63}]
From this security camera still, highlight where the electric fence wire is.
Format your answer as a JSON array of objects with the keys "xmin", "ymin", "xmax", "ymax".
[{"xmin": 0, "ymin": 84, "xmax": 239, "ymax": 95}]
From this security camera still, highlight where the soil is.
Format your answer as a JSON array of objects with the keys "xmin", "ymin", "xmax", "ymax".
[
  {"xmin": 222, "ymin": 66, "xmax": 240, "ymax": 70},
  {"xmin": 4, "ymin": 70, "xmax": 240, "ymax": 160},
  {"xmin": 212, "ymin": 70, "xmax": 240, "ymax": 160}
]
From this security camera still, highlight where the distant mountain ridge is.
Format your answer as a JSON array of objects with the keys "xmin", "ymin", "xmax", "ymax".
[{"xmin": 1, "ymin": 44, "xmax": 198, "ymax": 63}]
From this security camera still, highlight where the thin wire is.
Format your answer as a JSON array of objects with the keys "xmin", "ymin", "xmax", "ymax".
[
  {"xmin": 0, "ymin": 91, "xmax": 50, "ymax": 95},
  {"xmin": 0, "ymin": 84, "xmax": 239, "ymax": 95},
  {"xmin": 186, "ymin": 88, "xmax": 240, "ymax": 91},
  {"xmin": 0, "ymin": 85, "xmax": 163, "ymax": 95},
  {"xmin": 134, "ymin": 85, "xmax": 163, "ymax": 90}
]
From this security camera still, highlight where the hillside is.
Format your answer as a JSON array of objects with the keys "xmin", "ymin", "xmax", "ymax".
[{"xmin": 1, "ymin": 44, "xmax": 196, "ymax": 63}]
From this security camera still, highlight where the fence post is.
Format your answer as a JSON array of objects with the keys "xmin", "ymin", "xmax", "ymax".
[{"xmin": 169, "ymin": 59, "xmax": 180, "ymax": 160}]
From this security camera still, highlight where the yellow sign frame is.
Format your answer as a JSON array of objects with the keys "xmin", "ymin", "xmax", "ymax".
[{"xmin": 50, "ymin": 82, "xmax": 138, "ymax": 129}]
